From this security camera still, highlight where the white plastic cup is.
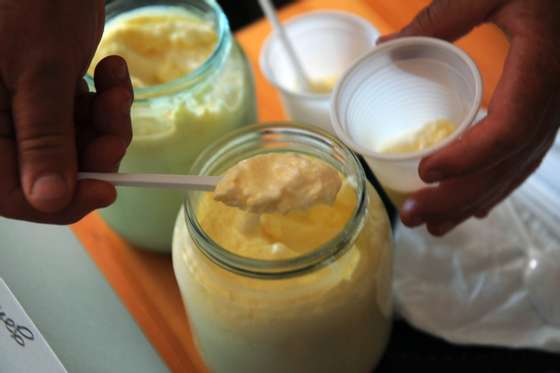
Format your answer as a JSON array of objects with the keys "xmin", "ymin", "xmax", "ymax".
[
  {"xmin": 331, "ymin": 36, "xmax": 482, "ymax": 206},
  {"xmin": 259, "ymin": 11, "xmax": 379, "ymax": 133}
]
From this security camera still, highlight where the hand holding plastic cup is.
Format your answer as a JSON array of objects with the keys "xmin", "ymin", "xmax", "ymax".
[
  {"xmin": 260, "ymin": 11, "xmax": 379, "ymax": 133},
  {"xmin": 331, "ymin": 36, "xmax": 483, "ymax": 207}
]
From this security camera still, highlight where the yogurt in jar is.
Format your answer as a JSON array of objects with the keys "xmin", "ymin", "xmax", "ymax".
[
  {"xmin": 172, "ymin": 125, "xmax": 393, "ymax": 373},
  {"xmin": 87, "ymin": 1, "xmax": 257, "ymax": 251}
]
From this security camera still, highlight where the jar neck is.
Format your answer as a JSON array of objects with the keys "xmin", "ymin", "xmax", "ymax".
[
  {"xmin": 89, "ymin": 0, "xmax": 232, "ymax": 100},
  {"xmin": 185, "ymin": 124, "xmax": 369, "ymax": 279}
]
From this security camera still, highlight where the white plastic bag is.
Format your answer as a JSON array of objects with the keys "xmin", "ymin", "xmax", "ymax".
[{"xmin": 393, "ymin": 135, "xmax": 560, "ymax": 351}]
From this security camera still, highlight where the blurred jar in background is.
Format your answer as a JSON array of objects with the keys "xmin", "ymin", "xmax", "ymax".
[{"xmin": 87, "ymin": 0, "xmax": 257, "ymax": 252}]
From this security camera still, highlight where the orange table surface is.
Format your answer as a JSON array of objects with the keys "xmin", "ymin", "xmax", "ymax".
[{"xmin": 71, "ymin": 1, "xmax": 509, "ymax": 372}]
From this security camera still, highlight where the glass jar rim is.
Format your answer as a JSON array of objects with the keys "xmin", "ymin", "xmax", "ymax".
[
  {"xmin": 85, "ymin": 0, "xmax": 231, "ymax": 101},
  {"xmin": 184, "ymin": 123, "xmax": 369, "ymax": 279}
]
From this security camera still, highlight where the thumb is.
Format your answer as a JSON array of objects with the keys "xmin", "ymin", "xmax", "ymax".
[
  {"xmin": 12, "ymin": 67, "xmax": 78, "ymax": 213},
  {"xmin": 379, "ymin": 0, "xmax": 503, "ymax": 43}
]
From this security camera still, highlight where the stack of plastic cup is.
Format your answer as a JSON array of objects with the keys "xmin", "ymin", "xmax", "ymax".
[
  {"xmin": 259, "ymin": 11, "xmax": 379, "ymax": 133},
  {"xmin": 331, "ymin": 36, "xmax": 483, "ymax": 207}
]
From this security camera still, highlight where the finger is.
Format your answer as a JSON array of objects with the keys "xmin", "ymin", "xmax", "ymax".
[
  {"xmin": 12, "ymin": 64, "xmax": 79, "ymax": 213},
  {"xmin": 418, "ymin": 36, "xmax": 555, "ymax": 183},
  {"xmin": 0, "ymin": 179, "xmax": 115, "ymax": 225},
  {"xmin": 400, "ymin": 175, "xmax": 488, "ymax": 228},
  {"xmin": 92, "ymin": 87, "xmax": 133, "ymax": 145},
  {"xmin": 74, "ymin": 92, "xmax": 96, "ymax": 149},
  {"xmin": 390, "ymin": 0, "xmax": 502, "ymax": 41},
  {"xmin": 401, "ymin": 149, "xmax": 527, "ymax": 227},
  {"xmin": 93, "ymin": 55, "xmax": 133, "ymax": 141},
  {"xmin": 94, "ymin": 55, "xmax": 133, "ymax": 100},
  {"xmin": 402, "ymin": 130, "xmax": 555, "ymax": 229},
  {"xmin": 0, "ymin": 84, "xmax": 13, "ymax": 138},
  {"xmin": 0, "ymin": 97, "xmax": 114, "ymax": 224},
  {"xmin": 473, "ymin": 134, "xmax": 555, "ymax": 218},
  {"xmin": 0, "ymin": 111, "xmax": 12, "ymax": 138},
  {"xmin": 473, "ymin": 159, "xmax": 541, "ymax": 218},
  {"xmin": 0, "ymin": 83, "xmax": 20, "ymax": 217},
  {"xmin": 74, "ymin": 77, "xmax": 94, "ymax": 131},
  {"xmin": 76, "ymin": 78, "xmax": 90, "ymax": 96},
  {"xmin": 77, "ymin": 56, "xmax": 133, "ymax": 172},
  {"xmin": 79, "ymin": 93, "xmax": 130, "ymax": 174}
]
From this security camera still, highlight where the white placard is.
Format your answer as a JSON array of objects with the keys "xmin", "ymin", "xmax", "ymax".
[{"xmin": 0, "ymin": 278, "xmax": 67, "ymax": 373}]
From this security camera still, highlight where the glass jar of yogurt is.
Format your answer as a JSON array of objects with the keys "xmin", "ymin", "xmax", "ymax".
[
  {"xmin": 172, "ymin": 124, "xmax": 393, "ymax": 372},
  {"xmin": 87, "ymin": 0, "xmax": 257, "ymax": 251}
]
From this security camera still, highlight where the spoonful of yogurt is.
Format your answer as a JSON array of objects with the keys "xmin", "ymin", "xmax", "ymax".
[{"xmin": 213, "ymin": 153, "xmax": 342, "ymax": 214}]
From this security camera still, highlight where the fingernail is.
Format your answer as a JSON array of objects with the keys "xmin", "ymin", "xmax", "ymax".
[
  {"xmin": 113, "ymin": 60, "xmax": 128, "ymax": 81},
  {"xmin": 424, "ymin": 170, "xmax": 444, "ymax": 183},
  {"xmin": 402, "ymin": 198, "xmax": 416, "ymax": 213},
  {"xmin": 31, "ymin": 173, "xmax": 68, "ymax": 200},
  {"xmin": 401, "ymin": 199, "xmax": 423, "ymax": 226}
]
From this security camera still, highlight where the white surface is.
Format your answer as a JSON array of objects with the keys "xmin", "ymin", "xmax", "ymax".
[
  {"xmin": 0, "ymin": 219, "xmax": 169, "ymax": 373},
  {"xmin": 0, "ymin": 278, "xmax": 67, "ymax": 373},
  {"xmin": 331, "ymin": 36, "xmax": 482, "ymax": 193},
  {"xmin": 260, "ymin": 11, "xmax": 379, "ymax": 133},
  {"xmin": 393, "ymin": 135, "xmax": 560, "ymax": 351}
]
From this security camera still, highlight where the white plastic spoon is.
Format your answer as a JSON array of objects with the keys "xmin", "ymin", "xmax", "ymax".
[
  {"xmin": 78, "ymin": 172, "xmax": 220, "ymax": 191},
  {"xmin": 258, "ymin": 0, "xmax": 311, "ymax": 91}
]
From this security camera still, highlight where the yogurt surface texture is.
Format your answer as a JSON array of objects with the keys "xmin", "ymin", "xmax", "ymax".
[
  {"xmin": 90, "ymin": 8, "xmax": 218, "ymax": 87},
  {"xmin": 379, "ymin": 118, "xmax": 457, "ymax": 154},
  {"xmin": 214, "ymin": 153, "xmax": 342, "ymax": 214}
]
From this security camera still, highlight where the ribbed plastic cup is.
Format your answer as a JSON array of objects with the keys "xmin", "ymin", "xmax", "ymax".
[
  {"xmin": 331, "ymin": 36, "xmax": 482, "ymax": 206},
  {"xmin": 259, "ymin": 11, "xmax": 379, "ymax": 133}
]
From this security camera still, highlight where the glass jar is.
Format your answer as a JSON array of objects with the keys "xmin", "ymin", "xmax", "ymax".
[
  {"xmin": 88, "ymin": 0, "xmax": 257, "ymax": 252},
  {"xmin": 172, "ymin": 124, "xmax": 393, "ymax": 373}
]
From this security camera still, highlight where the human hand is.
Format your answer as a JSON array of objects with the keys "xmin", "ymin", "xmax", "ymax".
[
  {"xmin": 380, "ymin": 0, "xmax": 560, "ymax": 235},
  {"xmin": 0, "ymin": 0, "xmax": 133, "ymax": 224}
]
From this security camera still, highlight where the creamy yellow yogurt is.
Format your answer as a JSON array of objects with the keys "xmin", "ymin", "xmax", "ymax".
[
  {"xmin": 89, "ymin": 8, "xmax": 217, "ymax": 87},
  {"xmin": 202, "ymin": 177, "xmax": 355, "ymax": 259},
  {"xmin": 308, "ymin": 76, "xmax": 338, "ymax": 94},
  {"xmin": 378, "ymin": 119, "xmax": 457, "ymax": 207},
  {"xmin": 380, "ymin": 119, "xmax": 456, "ymax": 154},
  {"xmin": 214, "ymin": 153, "xmax": 342, "ymax": 214}
]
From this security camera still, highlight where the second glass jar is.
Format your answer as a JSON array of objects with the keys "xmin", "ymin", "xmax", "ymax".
[{"xmin": 88, "ymin": 0, "xmax": 257, "ymax": 251}]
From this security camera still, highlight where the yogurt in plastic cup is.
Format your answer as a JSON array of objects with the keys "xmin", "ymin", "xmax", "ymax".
[
  {"xmin": 259, "ymin": 11, "xmax": 379, "ymax": 133},
  {"xmin": 330, "ymin": 36, "xmax": 483, "ymax": 207}
]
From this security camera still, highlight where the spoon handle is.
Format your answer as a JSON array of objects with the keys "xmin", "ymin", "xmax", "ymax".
[
  {"xmin": 78, "ymin": 172, "xmax": 220, "ymax": 191},
  {"xmin": 258, "ymin": 0, "xmax": 311, "ymax": 91}
]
